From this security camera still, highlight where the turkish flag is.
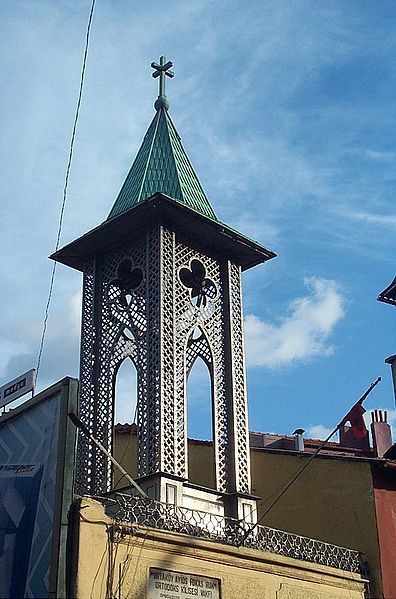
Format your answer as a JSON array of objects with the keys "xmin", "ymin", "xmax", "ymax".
[{"xmin": 342, "ymin": 402, "xmax": 367, "ymax": 439}]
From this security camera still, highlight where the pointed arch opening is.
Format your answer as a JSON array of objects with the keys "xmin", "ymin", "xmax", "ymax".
[
  {"xmin": 186, "ymin": 356, "xmax": 215, "ymax": 489},
  {"xmin": 113, "ymin": 357, "xmax": 138, "ymax": 489}
]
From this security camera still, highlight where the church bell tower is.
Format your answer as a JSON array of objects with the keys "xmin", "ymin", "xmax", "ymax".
[{"xmin": 53, "ymin": 57, "xmax": 275, "ymax": 521}]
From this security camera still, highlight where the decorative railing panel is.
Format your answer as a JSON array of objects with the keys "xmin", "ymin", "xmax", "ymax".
[{"xmin": 103, "ymin": 494, "xmax": 364, "ymax": 574}]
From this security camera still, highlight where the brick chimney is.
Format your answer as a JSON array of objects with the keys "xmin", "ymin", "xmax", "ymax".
[
  {"xmin": 292, "ymin": 428, "xmax": 305, "ymax": 452},
  {"xmin": 370, "ymin": 410, "xmax": 393, "ymax": 458}
]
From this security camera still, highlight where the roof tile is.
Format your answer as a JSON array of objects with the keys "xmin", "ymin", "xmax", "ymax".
[{"xmin": 108, "ymin": 107, "xmax": 217, "ymax": 221}]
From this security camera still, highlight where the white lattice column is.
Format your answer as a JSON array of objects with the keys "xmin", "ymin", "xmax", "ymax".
[
  {"xmin": 76, "ymin": 264, "xmax": 96, "ymax": 495},
  {"xmin": 77, "ymin": 239, "xmax": 153, "ymax": 494},
  {"xmin": 138, "ymin": 228, "xmax": 161, "ymax": 477},
  {"xmin": 220, "ymin": 260, "xmax": 257, "ymax": 522},
  {"xmin": 136, "ymin": 227, "xmax": 189, "ymax": 503},
  {"xmin": 132, "ymin": 227, "xmax": 183, "ymax": 503},
  {"xmin": 159, "ymin": 227, "xmax": 178, "ymax": 475}
]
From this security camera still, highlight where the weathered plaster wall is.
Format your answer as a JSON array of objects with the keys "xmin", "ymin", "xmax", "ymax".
[
  {"xmin": 372, "ymin": 468, "xmax": 396, "ymax": 599},
  {"xmin": 113, "ymin": 428, "xmax": 137, "ymax": 487},
  {"xmin": 188, "ymin": 439, "xmax": 216, "ymax": 488},
  {"xmin": 71, "ymin": 497, "xmax": 367, "ymax": 599},
  {"xmin": 179, "ymin": 441, "xmax": 382, "ymax": 598},
  {"xmin": 113, "ymin": 433, "xmax": 383, "ymax": 596},
  {"xmin": 250, "ymin": 450, "xmax": 381, "ymax": 598}
]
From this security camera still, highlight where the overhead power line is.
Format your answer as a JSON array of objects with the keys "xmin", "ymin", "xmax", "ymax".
[
  {"xmin": 239, "ymin": 376, "xmax": 381, "ymax": 546},
  {"xmin": 36, "ymin": 0, "xmax": 97, "ymax": 381}
]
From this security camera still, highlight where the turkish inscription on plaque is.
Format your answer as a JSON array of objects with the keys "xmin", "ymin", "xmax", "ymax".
[{"xmin": 148, "ymin": 568, "xmax": 220, "ymax": 599}]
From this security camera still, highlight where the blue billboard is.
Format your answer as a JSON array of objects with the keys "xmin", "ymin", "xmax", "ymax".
[{"xmin": 0, "ymin": 377, "xmax": 77, "ymax": 598}]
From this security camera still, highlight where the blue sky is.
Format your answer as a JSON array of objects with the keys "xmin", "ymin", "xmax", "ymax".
[{"xmin": 1, "ymin": 1, "xmax": 395, "ymax": 442}]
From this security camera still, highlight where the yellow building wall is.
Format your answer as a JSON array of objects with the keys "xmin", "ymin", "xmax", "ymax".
[
  {"xmin": 113, "ymin": 433, "xmax": 216, "ymax": 490},
  {"xmin": 250, "ymin": 450, "xmax": 381, "ymax": 598},
  {"xmin": 71, "ymin": 497, "xmax": 367, "ymax": 599},
  {"xmin": 188, "ymin": 439, "xmax": 216, "ymax": 488},
  {"xmin": 114, "ymin": 433, "xmax": 381, "ymax": 597},
  {"xmin": 167, "ymin": 439, "xmax": 382, "ymax": 598},
  {"xmin": 113, "ymin": 429, "xmax": 137, "ymax": 487}
]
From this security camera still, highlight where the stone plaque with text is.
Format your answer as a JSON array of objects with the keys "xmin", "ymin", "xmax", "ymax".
[{"xmin": 148, "ymin": 568, "xmax": 220, "ymax": 599}]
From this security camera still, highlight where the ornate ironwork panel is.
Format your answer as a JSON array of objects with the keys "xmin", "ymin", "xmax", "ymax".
[
  {"xmin": 142, "ymin": 228, "xmax": 161, "ymax": 475},
  {"xmin": 173, "ymin": 240, "xmax": 226, "ymax": 485},
  {"xmin": 104, "ymin": 494, "xmax": 365, "ymax": 575},
  {"xmin": 227, "ymin": 261, "xmax": 251, "ymax": 494},
  {"xmin": 160, "ymin": 227, "xmax": 177, "ymax": 474},
  {"xmin": 76, "ymin": 264, "xmax": 95, "ymax": 495},
  {"xmin": 77, "ymin": 224, "xmax": 252, "ymax": 498},
  {"xmin": 77, "ymin": 236, "xmax": 149, "ymax": 493},
  {"xmin": 186, "ymin": 329, "xmax": 213, "ymax": 374},
  {"xmin": 172, "ymin": 240, "xmax": 251, "ymax": 494}
]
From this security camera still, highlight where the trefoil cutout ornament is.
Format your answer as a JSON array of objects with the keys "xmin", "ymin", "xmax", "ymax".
[
  {"xmin": 178, "ymin": 259, "xmax": 218, "ymax": 333},
  {"xmin": 107, "ymin": 258, "xmax": 145, "ymax": 341}
]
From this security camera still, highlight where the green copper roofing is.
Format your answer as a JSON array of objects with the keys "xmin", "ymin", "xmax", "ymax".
[
  {"xmin": 108, "ymin": 107, "xmax": 217, "ymax": 221},
  {"xmin": 108, "ymin": 56, "xmax": 217, "ymax": 221}
]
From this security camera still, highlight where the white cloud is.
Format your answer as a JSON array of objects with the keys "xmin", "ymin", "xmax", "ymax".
[
  {"xmin": 343, "ymin": 210, "xmax": 396, "ymax": 230},
  {"xmin": 308, "ymin": 409, "xmax": 396, "ymax": 445},
  {"xmin": 197, "ymin": 128, "xmax": 329, "ymax": 211},
  {"xmin": 1, "ymin": 289, "xmax": 82, "ymax": 392},
  {"xmin": 244, "ymin": 277, "xmax": 345, "ymax": 369},
  {"xmin": 306, "ymin": 424, "xmax": 336, "ymax": 441},
  {"xmin": 114, "ymin": 359, "xmax": 137, "ymax": 424},
  {"xmin": 69, "ymin": 289, "xmax": 82, "ymax": 335},
  {"xmin": 0, "ymin": 340, "xmax": 28, "ymax": 380},
  {"xmin": 354, "ymin": 149, "xmax": 396, "ymax": 161}
]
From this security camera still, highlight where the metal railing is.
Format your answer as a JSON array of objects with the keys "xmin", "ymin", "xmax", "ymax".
[{"xmin": 103, "ymin": 493, "xmax": 364, "ymax": 574}]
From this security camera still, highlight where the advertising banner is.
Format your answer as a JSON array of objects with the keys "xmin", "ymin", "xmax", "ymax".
[
  {"xmin": 0, "ymin": 369, "xmax": 36, "ymax": 409},
  {"xmin": 0, "ymin": 378, "xmax": 77, "ymax": 598}
]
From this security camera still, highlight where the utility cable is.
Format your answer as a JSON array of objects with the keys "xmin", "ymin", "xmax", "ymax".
[
  {"xmin": 239, "ymin": 376, "xmax": 381, "ymax": 546},
  {"xmin": 68, "ymin": 412, "xmax": 148, "ymax": 498},
  {"xmin": 36, "ymin": 0, "xmax": 96, "ymax": 382}
]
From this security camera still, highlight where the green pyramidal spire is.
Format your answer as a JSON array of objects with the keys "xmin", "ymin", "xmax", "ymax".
[{"xmin": 107, "ymin": 56, "xmax": 217, "ymax": 221}]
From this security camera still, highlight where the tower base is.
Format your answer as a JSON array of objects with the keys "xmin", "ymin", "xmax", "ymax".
[{"xmin": 117, "ymin": 473, "xmax": 259, "ymax": 525}]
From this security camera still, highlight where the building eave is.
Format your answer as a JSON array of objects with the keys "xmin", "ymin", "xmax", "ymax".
[
  {"xmin": 251, "ymin": 445, "xmax": 392, "ymax": 466},
  {"xmin": 378, "ymin": 276, "xmax": 396, "ymax": 306},
  {"xmin": 51, "ymin": 193, "xmax": 276, "ymax": 272}
]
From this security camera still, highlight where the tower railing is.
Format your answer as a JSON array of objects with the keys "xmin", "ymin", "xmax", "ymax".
[{"xmin": 102, "ymin": 493, "xmax": 365, "ymax": 574}]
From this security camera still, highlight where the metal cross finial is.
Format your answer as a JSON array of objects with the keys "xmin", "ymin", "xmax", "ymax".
[{"xmin": 151, "ymin": 56, "xmax": 174, "ymax": 110}]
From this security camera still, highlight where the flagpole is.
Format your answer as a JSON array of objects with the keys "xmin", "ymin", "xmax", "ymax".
[
  {"xmin": 68, "ymin": 411, "xmax": 148, "ymax": 499},
  {"xmin": 238, "ymin": 376, "xmax": 381, "ymax": 546}
]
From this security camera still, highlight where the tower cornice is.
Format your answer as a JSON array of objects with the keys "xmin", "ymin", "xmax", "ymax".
[{"xmin": 51, "ymin": 192, "xmax": 276, "ymax": 272}]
